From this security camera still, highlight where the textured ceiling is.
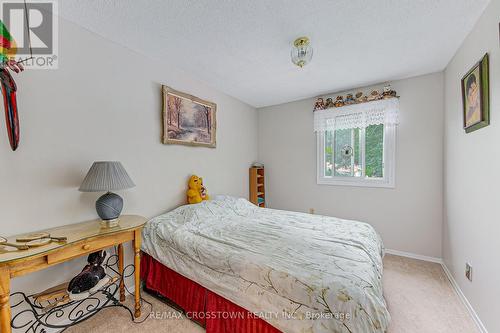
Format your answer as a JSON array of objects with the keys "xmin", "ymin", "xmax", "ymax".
[{"xmin": 59, "ymin": 0, "xmax": 489, "ymax": 107}]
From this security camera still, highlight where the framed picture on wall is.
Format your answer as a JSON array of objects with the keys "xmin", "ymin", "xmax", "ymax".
[
  {"xmin": 162, "ymin": 85, "xmax": 217, "ymax": 147},
  {"xmin": 461, "ymin": 53, "xmax": 489, "ymax": 133}
]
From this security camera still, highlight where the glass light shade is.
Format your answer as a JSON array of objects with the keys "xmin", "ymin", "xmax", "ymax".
[{"xmin": 291, "ymin": 37, "xmax": 313, "ymax": 68}]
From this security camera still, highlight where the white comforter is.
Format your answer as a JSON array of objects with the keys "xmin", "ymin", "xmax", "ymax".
[{"xmin": 142, "ymin": 196, "xmax": 390, "ymax": 333}]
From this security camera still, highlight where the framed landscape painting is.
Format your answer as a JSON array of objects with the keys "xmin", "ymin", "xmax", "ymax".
[
  {"xmin": 461, "ymin": 53, "xmax": 489, "ymax": 133},
  {"xmin": 162, "ymin": 85, "xmax": 216, "ymax": 147}
]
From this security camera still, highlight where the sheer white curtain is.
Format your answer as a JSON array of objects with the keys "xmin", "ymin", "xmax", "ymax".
[{"xmin": 313, "ymin": 98, "xmax": 400, "ymax": 131}]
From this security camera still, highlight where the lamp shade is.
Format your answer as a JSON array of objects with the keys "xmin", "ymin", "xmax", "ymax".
[{"xmin": 79, "ymin": 161, "xmax": 135, "ymax": 192}]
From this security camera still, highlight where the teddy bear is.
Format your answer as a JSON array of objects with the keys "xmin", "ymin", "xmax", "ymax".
[
  {"xmin": 367, "ymin": 90, "xmax": 382, "ymax": 101},
  {"xmin": 324, "ymin": 98, "xmax": 335, "ymax": 108},
  {"xmin": 187, "ymin": 175, "xmax": 210, "ymax": 204},
  {"xmin": 344, "ymin": 94, "xmax": 355, "ymax": 105},
  {"xmin": 334, "ymin": 96, "xmax": 345, "ymax": 107},
  {"xmin": 313, "ymin": 97, "xmax": 325, "ymax": 111},
  {"xmin": 355, "ymin": 92, "xmax": 367, "ymax": 103},
  {"xmin": 382, "ymin": 84, "xmax": 397, "ymax": 99}
]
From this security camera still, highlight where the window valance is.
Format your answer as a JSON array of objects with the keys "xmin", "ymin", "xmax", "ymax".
[{"xmin": 313, "ymin": 98, "xmax": 400, "ymax": 132}]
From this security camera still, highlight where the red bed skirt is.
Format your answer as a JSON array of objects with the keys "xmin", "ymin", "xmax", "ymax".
[{"xmin": 141, "ymin": 252, "xmax": 282, "ymax": 333}]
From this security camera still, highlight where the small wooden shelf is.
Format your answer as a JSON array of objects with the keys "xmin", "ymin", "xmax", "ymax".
[{"xmin": 249, "ymin": 166, "xmax": 265, "ymax": 207}]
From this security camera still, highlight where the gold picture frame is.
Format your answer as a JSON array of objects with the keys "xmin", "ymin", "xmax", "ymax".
[
  {"xmin": 162, "ymin": 85, "xmax": 217, "ymax": 147},
  {"xmin": 461, "ymin": 54, "xmax": 489, "ymax": 133}
]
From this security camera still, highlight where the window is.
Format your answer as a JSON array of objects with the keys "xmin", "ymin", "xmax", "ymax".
[{"xmin": 315, "ymin": 99, "xmax": 398, "ymax": 188}]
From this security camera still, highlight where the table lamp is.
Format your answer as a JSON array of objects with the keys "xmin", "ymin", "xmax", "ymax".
[{"xmin": 79, "ymin": 161, "xmax": 135, "ymax": 227}]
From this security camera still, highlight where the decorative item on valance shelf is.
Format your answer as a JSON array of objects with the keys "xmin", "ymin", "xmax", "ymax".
[{"xmin": 313, "ymin": 98, "xmax": 400, "ymax": 132}]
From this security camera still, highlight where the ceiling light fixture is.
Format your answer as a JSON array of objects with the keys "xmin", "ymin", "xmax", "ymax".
[{"xmin": 291, "ymin": 37, "xmax": 313, "ymax": 68}]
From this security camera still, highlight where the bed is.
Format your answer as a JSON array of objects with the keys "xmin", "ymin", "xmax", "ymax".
[{"xmin": 141, "ymin": 196, "xmax": 390, "ymax": 333}]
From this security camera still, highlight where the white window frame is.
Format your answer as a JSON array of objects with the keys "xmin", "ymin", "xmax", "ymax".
[{"xmin": 317, "ymin": 124, "xmax": 396, "ymax": 188}]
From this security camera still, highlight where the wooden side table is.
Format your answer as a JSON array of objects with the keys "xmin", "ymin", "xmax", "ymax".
[{"xmin": 0, "ymin": 215, "xmax": 146, "ymax": 333}]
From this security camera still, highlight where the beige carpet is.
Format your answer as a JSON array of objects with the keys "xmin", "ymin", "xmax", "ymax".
[
  {"xmin": 65, "ymin": 254, "xmax": 478, "ymax": 333},
  {"xmin": 383, "ymin": 255, "xmax": 478, "ymax": 333}
]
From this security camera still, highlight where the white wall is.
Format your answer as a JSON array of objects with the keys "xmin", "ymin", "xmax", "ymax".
[
  {"xmin": 1, "ymin": 18, "xmax": 257, "ymax": 295},
  {"xmin": 443, "ymin": 0, "xmax": 500, "ymax": 331},
  {"xmin": 257, "ymin": 73, "xmax": 444, "ymax": 258}
]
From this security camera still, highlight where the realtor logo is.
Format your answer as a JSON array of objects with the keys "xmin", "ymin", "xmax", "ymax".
[{"xmin": 1, "ymin": 0, "xmax": 58, "ymax": 69}]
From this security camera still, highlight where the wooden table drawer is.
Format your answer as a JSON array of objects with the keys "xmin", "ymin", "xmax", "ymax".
[{"xmin": 47, "ymin": 231, "xmax": 134, "ymax": 265}]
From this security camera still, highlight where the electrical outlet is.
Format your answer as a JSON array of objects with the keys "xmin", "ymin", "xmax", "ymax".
[
  {"xmin": 465, "ymin": 263, "xmax": 472, "ymax": 281},
  {"xmin": 309, "ymin": 208, "xmax": 315, "ymax": 214}
]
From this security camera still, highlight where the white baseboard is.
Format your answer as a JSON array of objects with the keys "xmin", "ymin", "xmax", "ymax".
[
  {"xmin": 385, "ymin": 248, "xmax": 443, "ymax": 263},
  {"xmin": 385, "ymin": 249, "xmax": 488, "ymax": 333},
  {"xmin": 441, "ymin": 263, "xmax": 488, "ymax": 333}
]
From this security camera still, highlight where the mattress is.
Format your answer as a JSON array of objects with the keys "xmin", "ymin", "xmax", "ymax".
[{"xmin": 141, "ymin": 196, "xmax": 390, "ymax": 333}]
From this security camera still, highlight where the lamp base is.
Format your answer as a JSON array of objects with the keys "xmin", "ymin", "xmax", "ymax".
[
  {"xmin": 96, "ymin": 192, "xmax": 123, "ymax": 222},
  {"xmin": 100, "ymin": 219, "xmax": 120, "ymax": 228}
]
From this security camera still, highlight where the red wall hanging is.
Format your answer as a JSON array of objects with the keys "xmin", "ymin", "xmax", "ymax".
[{"xmin": 0, "ymin": 19, "xmax": 24, "ymax": 151}]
